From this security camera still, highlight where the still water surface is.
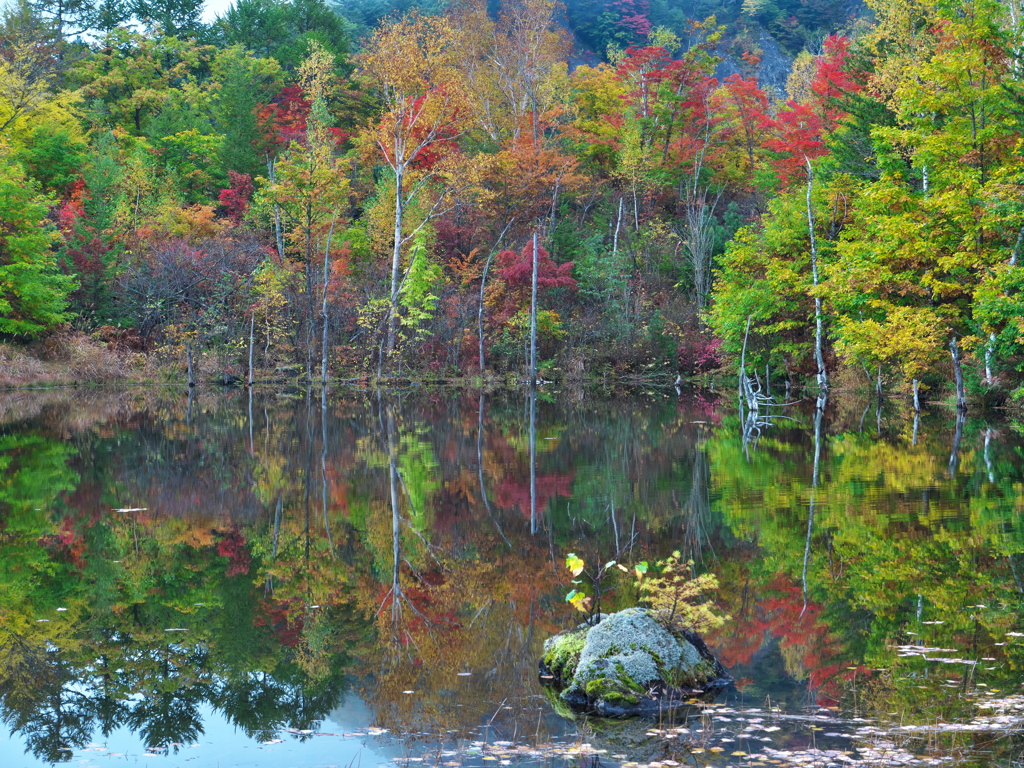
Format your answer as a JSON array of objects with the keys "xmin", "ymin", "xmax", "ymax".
[{"xmin": 0, "ymin": 387, "xmax": 1021, "ymax": 768}]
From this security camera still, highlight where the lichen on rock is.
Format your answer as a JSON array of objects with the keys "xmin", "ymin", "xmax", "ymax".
[{"xmin": 540, "ymin": 607, "xmax": 729, "ymax": 718}]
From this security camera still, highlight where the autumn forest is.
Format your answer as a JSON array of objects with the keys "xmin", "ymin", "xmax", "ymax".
[{"xmin": 1, "ymin": 0, "xmax": 1023, "ymax": 404}]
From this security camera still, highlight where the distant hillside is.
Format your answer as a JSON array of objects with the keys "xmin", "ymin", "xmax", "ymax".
[{"xmin": 332, "ymin": 0, "xmax": 871, "ymax": 92}]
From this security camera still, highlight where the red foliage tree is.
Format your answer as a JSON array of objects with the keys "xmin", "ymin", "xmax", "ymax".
[
  {"xmin": 495, "ymin": 242, "xmax": 575, "ymax": 312},
  {"xmin": 762, "ymin": 102, "xmax": 827, "ymax": 185},
  {"xmin": 218, "ymin": 170, "xmax": 254, "ymax": 224},
  {"xmin": 810, "ymin": 35, "xmax": 861, "ymax": 129},
  {"xmin": 719, "ymin": 73, "xmax": 769, "ymax": 177},
  {"xmin": 255, "ymin": 86, "xmax": 312, "ymax": 160},
  {"xmin": 615, "ymin": 45, "xmax": 683, "ymax": 119},
  {"xmin": 610, "ymin": 0, "xmax": 652, "ymax": 39}
]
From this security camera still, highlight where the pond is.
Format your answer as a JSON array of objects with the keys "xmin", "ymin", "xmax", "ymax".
[{"xmin": 0, "ymin": 386, "xmax": 1021, "ymax": 768}]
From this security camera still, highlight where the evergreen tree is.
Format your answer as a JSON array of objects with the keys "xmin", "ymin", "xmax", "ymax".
[
  {"xmin": 218, "ymin": 0, "xmax": 349, "ymax": 72},
  {"xmin": 0, "ymin": 155, "xmax": 76, "ymax": 336},
  {"xmin": 129, "ymin": 0, "xmax": 205, "ymax": 38}
]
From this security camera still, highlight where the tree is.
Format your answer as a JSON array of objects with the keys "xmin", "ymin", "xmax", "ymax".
[
  {"xmin": 459, "ymin": 0, "xmax": 571, "ymax": 143},
  {"xmin": 71, "ymin": 29, "xmax": 214, "ymax": 135},
  {"xmin": 357, "ymin": 11, "xmax": 470, "ymax": 357},
  {"xmin": 129, "ymin": 0, "xmax": 205, "ymax": 38},
  {"xmin": 0, "ymin": 3, "xmax": 77, "ymax": 138},
  {"xmin": 0, "ymin": 154, "xmax": 76, "ymax": 336},
  {"xmin": 217, "ymin": 0, "xmax": 350, "ymax": 74},
  {"xmin": 209, "ymin": 45, "xmax": 284, "ymax": 179},
  {"xmin": 26, "ymin": 0, "xmax": 93, "ymax": 43},
  {"xmin": 265, "ymin": 42, "xmax": 349, "ymax": 380}
]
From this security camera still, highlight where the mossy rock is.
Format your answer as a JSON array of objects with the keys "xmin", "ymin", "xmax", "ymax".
[{"xmin": 539, "ymin": 608, "xmax": 730, "ymax": 718}]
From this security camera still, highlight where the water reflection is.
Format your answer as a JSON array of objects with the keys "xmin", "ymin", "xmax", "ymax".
[{"xmin": 0, "ymin": 388, "xmax": 1021, "ymax": 766}]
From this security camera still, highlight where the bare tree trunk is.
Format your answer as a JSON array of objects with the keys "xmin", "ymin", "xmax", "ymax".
[
  {"xmin": 912, "ymin": 378, "xmax": 921, "ymax": 412},
  {"xmin": 806, "ymin": 158, "xmax": 828, "ymax": 400},
  {"xmin": 387, "ymin": 166, "xmax": 406, "ymax": 357},
  {"xmin": 186, "ymin": 342, "xmax": 196, "ymax": 388},
  {"xmin": 248, "ymin": 315, "xmax": 254, "ymax": 387},
  {"xmin": 633, "ymin": 184, "xmax": 640, "ymax": 232},
  {"xmin": 321, "ymin": 216, "xmax": 337, "ymax": 385},
  {"xmin": 949, "ymin": 337, "xmax": 967, "ymax": 412},
  {"xmin": 985, "ymin": 332, "xmax": 995, "ymax": 383},
  {"xmin": 267, "ymin": 157, "xmax": 284, "ymax": 259},
  {"xmin": 612, "ymin": 197, "xmax": 623, "ymax": 261},
  {"xmin": 739, "ymin": 315, "xmax": 752, "ymax": 410},
  {"xmin": 478, "ymin": 253, "xmax": 493, "ymax": 375},
  {"xmin": 875, "ymin": 365, "xmax": 883, "ymax": 400},
  {"xmin": 478, "ymin": 220, "xmax": 514, "ymax": 374},
  {"xmin": 683, "ymin": 185, "xmax": 721, "ymax": 310},
  {"xmin": 529, "ymin": 231, "xmax": 539, "ymax": 384}
]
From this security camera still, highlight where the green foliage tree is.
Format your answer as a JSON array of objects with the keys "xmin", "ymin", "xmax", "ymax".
[
  {"xmin": 129, "ymin": 0, "xmax": 205, "ymax": 38},
  {"xmin": 210, "ymin": 45, "xmax": 284, "ymax": 178},
  {"xmin": 0, "ymin": 154, "xmax": 75, "ymax": 336},
  {"xmin": 217, "ymin": 0, "xmax": 350, "ymax": 73}
]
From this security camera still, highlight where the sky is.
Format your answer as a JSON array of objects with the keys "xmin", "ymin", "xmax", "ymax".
[
  {"xmin": 0, "ymin": 0, "xmax": 242, "ymax": 24},
  {"xmin": 202, "ymin": 0, "xmax": 235, "ymax": 22}
]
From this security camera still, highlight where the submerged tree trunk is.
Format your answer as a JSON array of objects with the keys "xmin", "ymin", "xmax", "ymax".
[
  {"xmin": 532, "ymin": 391, "xmax": 540, "ymax": 536},
  {"xmin": 801, "ymin": 404, "xmax": 824, "ymax": 615},
  {"xmin": 478, "ymin": 393, "xmax": 510, "ymax": 546},
  {"xmin": 948, "ymin": 407, "xmax": 965, "ymax": 477},
  {"xmin": 321, "ymin": 386, "xmax": 334, "ymax": 556},
  {"xmin": 949, "ymin": 337, "xmax": 967, "ymax": 412}
]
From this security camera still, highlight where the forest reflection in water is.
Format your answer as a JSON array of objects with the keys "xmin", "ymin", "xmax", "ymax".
[{"xmin": 0, "ymin": 386, "xmax": 1021, "ymax": 767}]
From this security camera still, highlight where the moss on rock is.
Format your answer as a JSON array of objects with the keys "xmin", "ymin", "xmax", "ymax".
[
  {"xmin": 539, "ymin": 607, "xmax": 729, "ymax": 718},
  {"xmin": 541, "ymin": 625, "xmax": 587, "ymax": 680}
]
